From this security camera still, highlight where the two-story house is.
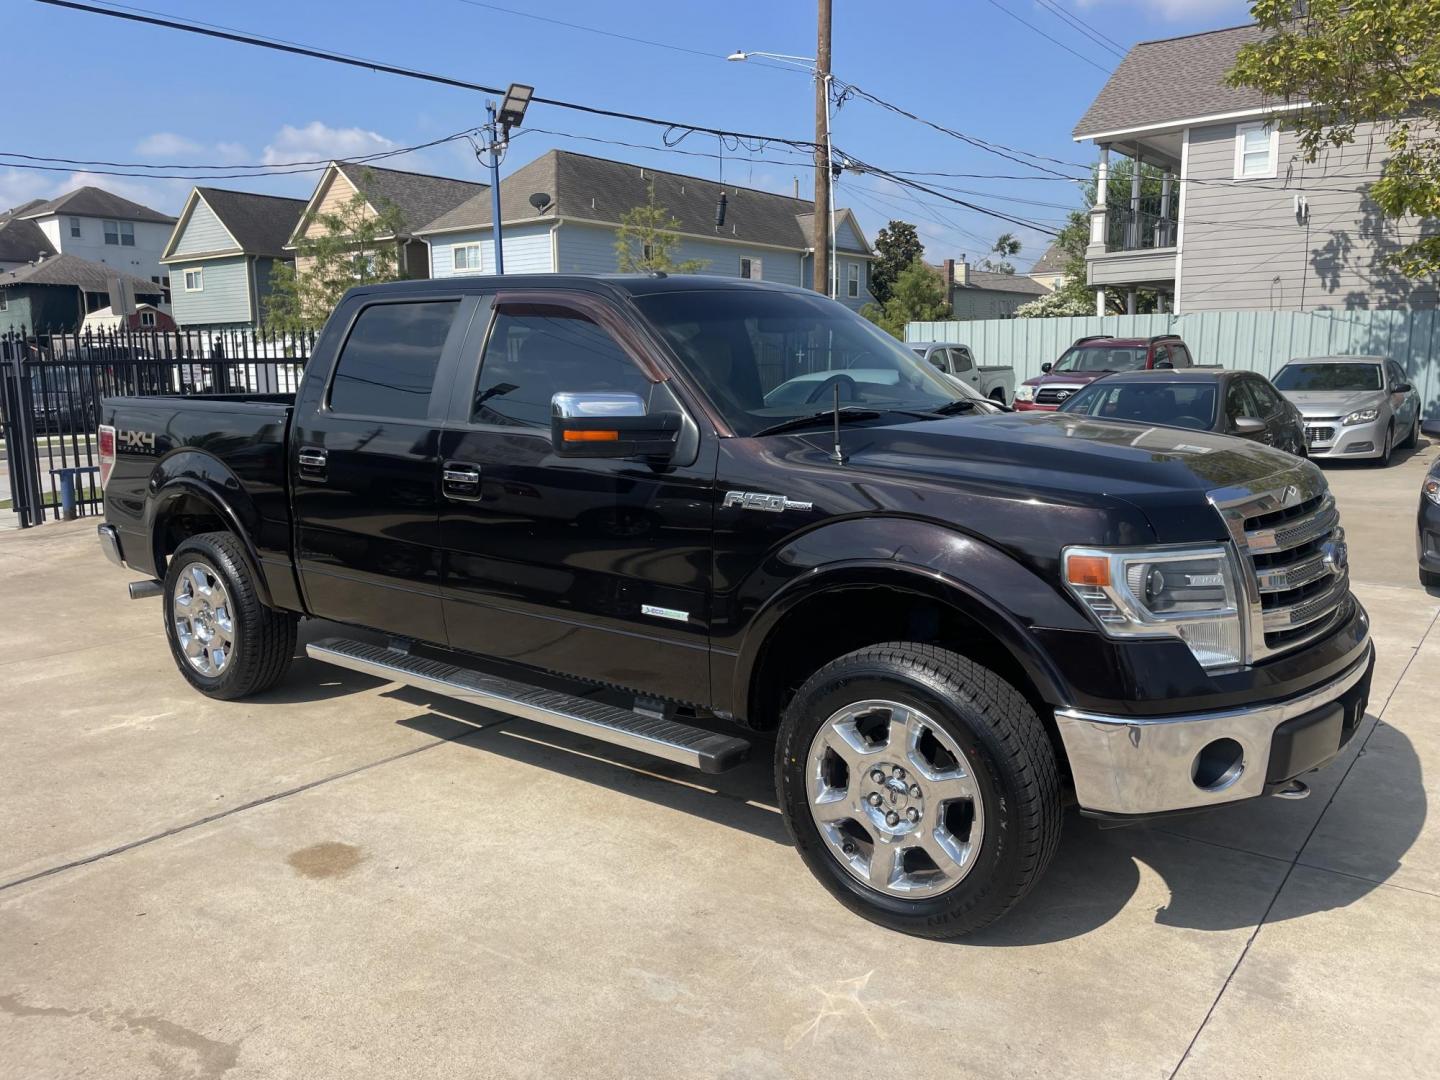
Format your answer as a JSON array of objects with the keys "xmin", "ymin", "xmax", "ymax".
[
  {"xmin": 287, "ymin": 162, "xmax": 486, "ymax": 281},
  {"xmin": 416, "ymin": 150, "xmax": 876, "ymax": 309},
  {"xmin": 1, "ymin": 187, "xmax": 176, "ymax": 299},
  {"xmin": 1074, "ymin": 23, "xmax": 1438, "ymax": 314},
  {"xmin": 161, "ymin": 187, "xmax": 307, "ymax": 330}
]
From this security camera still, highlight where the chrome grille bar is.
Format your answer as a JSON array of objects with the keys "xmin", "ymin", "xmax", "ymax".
[
  {"xmin": 1261, "ymin": 573, "xmax": 1350, "ymax": 632},
  {"xmin": 1245, "ymin": 497, "xmax": 1337, "ymax": 554}
]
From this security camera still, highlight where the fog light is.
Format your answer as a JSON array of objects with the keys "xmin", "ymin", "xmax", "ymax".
[
  {"xmin": 1346, "ymin": 442, "xmax": 1374, "ymax": 454},
  {"xmin": 1192, "ymin": 738, "xmax": 1245, "ymax": 791}
]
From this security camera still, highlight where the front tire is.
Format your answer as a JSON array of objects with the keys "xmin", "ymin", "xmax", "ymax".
[
  {"xmin": 1400, "ymin": 413, "xmax": 1419, "ymax": 451},
  {"xmin": 1371, "ymin": 423, "xmax": 1395, "ymax": 467},
  {"xmin": 163, "ymin": 531, "xmax": 296, "ymax": 700},
  {"xmin": 776, "ymin": 643, "xmax": 1061, "ymax": 939}
]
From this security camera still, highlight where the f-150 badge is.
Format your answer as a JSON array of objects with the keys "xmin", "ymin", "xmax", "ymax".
[{"xmin": 723, "ymin": 490, "xmax": 813, "ymax": 513}]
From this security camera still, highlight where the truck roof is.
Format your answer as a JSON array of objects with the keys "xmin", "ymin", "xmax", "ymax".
[{"xmin": 341, "ymin": 273, "xmax": 815, "ymax": 303}]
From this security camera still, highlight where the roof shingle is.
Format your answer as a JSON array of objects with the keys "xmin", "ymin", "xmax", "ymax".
[
  {"xmin": 420, "ymin": 150, "xmax": 869, "ymax": 253},
  {"xmin": 1072, "ymin": 23, "xmax": 1276, "ymax": 139},
  {"xmin": 0, "ymin": 253, "xmax": 165, "ymax": 295},
  {"xmin": 9, "ymin": 186, "xmax": 176, "ymax": 224},
  {"xmin": 194, "ymin": 187, "xmax": 307, "ymax": 257},
  {"xmin": 0, "ymin": 217, "xmax": 57, "ymax": 264},
  {"xmin": 336, "ymin": 163, "xmax": 487, "ymax": 236}
]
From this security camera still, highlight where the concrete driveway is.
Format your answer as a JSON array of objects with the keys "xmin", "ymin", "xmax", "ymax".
[{"xmin": 2, "ymin": 440, "xmax": 1437, "ymax": 1079}]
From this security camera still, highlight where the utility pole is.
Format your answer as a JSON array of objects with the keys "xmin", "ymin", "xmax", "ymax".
[
  {"xmin": 813, "ymin": 0, "xmax": 832, "ymax": 296},
  {"xmin": 486, "ymin": 101, "xmax": 505, "ymax": 276}
]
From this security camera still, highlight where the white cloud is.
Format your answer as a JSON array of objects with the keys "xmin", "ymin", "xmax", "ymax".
[
  {"xmin": 1074, "ymin": 0, "xmax": 1246, "ymax": 20},
  {"xmin": 261, "ymin": 122, "xmax": 397, "ymax": 166},
  {"xmin": 135, "ymin": 132, "xmax": 205, "ymax": 158},
  {"xmin": 0, "ymin": 169, "xmax": 56, "ymax": 213},
  {"xmin": 214, "ymin": 141, "xmax": 250, "ymax": 164}
]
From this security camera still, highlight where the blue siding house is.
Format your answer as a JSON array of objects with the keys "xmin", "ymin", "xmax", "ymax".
[
  {"xmin": 417, "ymin": 150, "xmax": 875, "ymax": 307},
  {"xmin": 162, "ymin": 188, "xmax": 306, "ymax": 329}
]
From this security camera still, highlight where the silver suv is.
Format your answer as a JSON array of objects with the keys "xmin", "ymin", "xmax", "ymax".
[{"xmin": 1273, "ymin": 355, "xmax": 1421, "ymax": 466}]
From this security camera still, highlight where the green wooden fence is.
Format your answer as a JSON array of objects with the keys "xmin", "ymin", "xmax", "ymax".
[{"xmin": 908, "ymin": 310, "xmax": 1440, "ymax": 418}]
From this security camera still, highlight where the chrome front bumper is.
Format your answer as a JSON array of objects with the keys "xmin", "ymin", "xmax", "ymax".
[
  {"xmin": 97, "ymin": 523, "xmax": 126, "ymax": 568},
  {"xmin": 1054, "ymin": 642, "xmax": 1373, "ymax": 816}
]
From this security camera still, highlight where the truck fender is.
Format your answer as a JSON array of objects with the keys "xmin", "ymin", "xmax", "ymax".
[
  {"xmin": 142, "ymin": 450, "xmax": 272, "ymax": 609},
  {"xmin": 729, "ymin": 516, "xmax": 1086, "ymax": 717}
]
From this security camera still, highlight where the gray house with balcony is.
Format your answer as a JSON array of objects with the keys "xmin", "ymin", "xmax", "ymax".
[{"xmin": 1073, "ymin": 23, "xmax": 1438, "ymax": 315}]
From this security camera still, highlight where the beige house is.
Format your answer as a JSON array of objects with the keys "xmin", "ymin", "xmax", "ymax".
[{"xmin": 286, "ymin": 162, "xmax": 486, "ymax": 280}]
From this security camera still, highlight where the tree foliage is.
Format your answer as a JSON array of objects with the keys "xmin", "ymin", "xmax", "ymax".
[
  {"xmin": 861, "ymin": 258, "xmax": 949, "ymax": 338},
  {"xmin": 1228, "ymin": 0, "xmax": 1440, "ymax": 277},
  {"xmin": 614, "ymin": 182, "xmax": 708, "ymax": 273},
  {"xmin": 868, "ymin": 220, "xmax": 924, "ymax": 305},
  {"xmin": 264, "ymin": 184, "xmax": 407, "ymax": 332},
  {"xmin": 980, "ymin": 231, "xmax": 1022, "ymax": 274}
]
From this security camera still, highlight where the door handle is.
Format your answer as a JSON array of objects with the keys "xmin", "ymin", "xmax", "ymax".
[
  {"xmin": 442, "ymin": 460, "xmax": 483, "ymax": 502},
  {"xmin": 298, "ymin": 446, "xmax": 327, "ymax": 478}
]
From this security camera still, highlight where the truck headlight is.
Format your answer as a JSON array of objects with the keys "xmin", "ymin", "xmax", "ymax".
[
  {"xmin": 1063, "ymin": 545, "xmax": 1245, "ymax": 669},
  {"xmin": 1342, "ymin": 407, "xmax": 1379, "ymax": 426},
  {"xmin": 1013, "ymin": 385, "xmax": 1036, "ymax": 403}
]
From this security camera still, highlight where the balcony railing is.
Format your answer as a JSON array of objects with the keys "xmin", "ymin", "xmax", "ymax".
[{"xmin": 1106, "ymin": 195, "xmax": 1176, "ymax": 252}]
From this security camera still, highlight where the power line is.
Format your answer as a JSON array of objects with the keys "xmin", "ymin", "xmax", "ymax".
[
  {"xmin": 980, "ymin": 0, "xmax": 1111, "ymax": 73},
  {"xmin": 1031, "ymin": 0, "xmax": 1128, "ymax": 59},
  {"xmin": 32, "ymin": 0, "xmax": 823, "ymax": 153}
]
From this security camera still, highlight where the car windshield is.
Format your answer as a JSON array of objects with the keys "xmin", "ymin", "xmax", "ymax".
[
  {"xmin": 633, "ymin": 289, "xmax": 965, "ymax": 436},
  {"xmin": 1273, "ymin": 362, "xmax": 1383, "ymax": 392},
  {"xmin": 1058, "ymin": 380, "xmax": 1218, "ymax": 430},
  {"xmin": 1051, "ymin": 345, "xmax": 1148, "ymax": 373}
]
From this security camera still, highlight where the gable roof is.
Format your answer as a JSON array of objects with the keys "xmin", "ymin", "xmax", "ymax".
[
  {"xmin": 418, "ymin": 149, "xmax": 871, "ymax": 253},
  {"xmin": 0, "ymin": 253, "xmax": 165, "ymax": 295},
  {"xmin": 334, "ymin": 162, "xmax": 486, "ymax": 235},
  {"xmin": 9, "ymin": 185, "xmax": 176, "ymax": 225},
  {"xmin": 959, "ymin": 268, "xmax": 1048, "ymax": 296},
  {"xmin": 1029, "ymin": 241, "xmax": 1068, "ymax": 275},
  {"xmin": 165, "ymin": 187, "xmax": 307, "ymax": 260},
  {"xmin": 1073, "ymin": 23, "xmax": 1279, "ymax": 139},
  {"xmin": 0, "ymin": 217, "xmax": 57, "ymax": 264}
]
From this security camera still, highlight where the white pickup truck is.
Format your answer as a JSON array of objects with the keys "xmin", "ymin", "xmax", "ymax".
[{"xmin": 910, "ymin": 341, "xmax": 1016, "ymax": 405}]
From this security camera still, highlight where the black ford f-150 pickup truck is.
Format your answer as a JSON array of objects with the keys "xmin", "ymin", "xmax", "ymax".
[{"xmin": 97, "ymin": 275, "xmax": 1373, "ymax": 938}]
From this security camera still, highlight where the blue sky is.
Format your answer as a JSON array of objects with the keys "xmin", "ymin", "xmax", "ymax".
[{"xmin": 6, "ymin": 0, "xmax": 1254, "ymax": 270}]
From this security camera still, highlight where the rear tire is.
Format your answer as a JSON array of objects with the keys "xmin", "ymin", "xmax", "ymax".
[
  {"xmin": 775, "ymin": 643, "xmax": 1061, "ymax": 939},
  {"xmin": 163, "ymin": 531, "xmax": 296, "ymax": 700}
]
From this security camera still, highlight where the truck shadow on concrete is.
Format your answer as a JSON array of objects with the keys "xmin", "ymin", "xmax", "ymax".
[{"xmin": 388, "ymin": 687, "xmax": 1427, "ymax": 946}]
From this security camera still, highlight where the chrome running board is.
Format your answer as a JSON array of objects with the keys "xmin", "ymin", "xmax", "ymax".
[{"xmin": 306, "ymin": 637, "xmax": 749, "ymax": 774}]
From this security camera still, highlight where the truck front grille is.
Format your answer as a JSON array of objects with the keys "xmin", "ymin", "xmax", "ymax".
[
  {"xmin": 1209, "ymin": 467, "xmax": 1350, "ymax": 663},
  {"xmin": 1035, "ymin": 386, "xmax": 1081, "ymax": 406}
]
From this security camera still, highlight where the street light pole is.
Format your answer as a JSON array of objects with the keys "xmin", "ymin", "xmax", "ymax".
[
  {"xmin": 486, "ymin": 100, "xmax": 505, "ymax": 276},
  {"xmin": 814, "ymin": 0, "xmax": 833, "ymax": 297}
]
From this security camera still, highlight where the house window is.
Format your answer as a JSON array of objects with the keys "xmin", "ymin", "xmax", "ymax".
[
  {"xmin": 139, "ymin": 310, "xmax": 156, "ymax": 327},
  {"xmin": 847, "ymin": 263, "xmax": 859, "ymax": 297},
  {"xmin": 452, "ymin": 242, "xmax": 483, "ymax": 273},
  {"xmin": 69, "ymin": 216, "xmax": 81, "ymax": 238},
  {"xmin": 1234, "ymin": 122, "xmax": 1278, "ymax": 179},
  {"xmin": 103, "ymin": 220, "xmax": 135, "ymax": 246},
  {"xmin": 184, "ymin": 267, "xmax": 203, "ymax": 292},
  {"xmin": 0, "ymin": 294, "xmax": 7, "ymax": 311},
  {"xmin": 740, "ymin": 257, "xmax": 762, "ymax": 280}
]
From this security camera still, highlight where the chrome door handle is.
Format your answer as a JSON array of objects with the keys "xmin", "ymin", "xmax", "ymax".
[
  {"xmin": 298, "ymin": 446, "xmax": 327, "ymax": 478},
  {"xmin": 442, "ymin": 461, "xmax": 483, "ymax": 502}
]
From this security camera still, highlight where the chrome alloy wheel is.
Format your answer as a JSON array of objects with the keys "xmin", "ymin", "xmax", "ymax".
[
  {"xmin": 806, "ymin": 699, "xmax": 984, "ymax": 898},
  {"xmin": 172, "ymin": 561, "xmax": 235, "ymax": 676}
]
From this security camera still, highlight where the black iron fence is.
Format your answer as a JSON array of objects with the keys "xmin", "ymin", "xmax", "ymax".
[{"xmin": 1, "ymin": 326, "xmax": 313, "ymax": 529}]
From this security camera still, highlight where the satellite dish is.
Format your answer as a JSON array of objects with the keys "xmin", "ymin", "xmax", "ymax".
[{"xmin": 528, "ymin": 191, "xmax": 551, "ymax": 211}]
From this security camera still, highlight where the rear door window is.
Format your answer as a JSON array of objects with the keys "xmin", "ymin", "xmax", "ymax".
[
  {"xmin": 474, "ymin": 304, "xmax": 651, "ymax": 427},
  {"xmin": 329, "ymin": 301, "xmax": 458, "ymax": 419}
]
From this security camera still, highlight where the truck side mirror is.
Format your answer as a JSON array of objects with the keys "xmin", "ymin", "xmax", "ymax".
[
  {"xmin": 1395, "ymin": 382, "xmax": 1413, "ymax": 393},
  {"xmin": 1041, "ymin": 362, "xmax": 1053, "ymax": 374},
  {"xmin": 550, "ymin": 391, "xmax": 680, "ymax": 459},
  {"xmin": 1155, "ymin": 360, "xmax": 1174, "ymax": 369}
]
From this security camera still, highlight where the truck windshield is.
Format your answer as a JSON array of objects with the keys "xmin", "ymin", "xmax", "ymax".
[
  {"xmin": 1051, "ymin": 345, "xmax": 1147, "ymax": 373},
  {"xmin": 1273, "ymin": 363, "xmax": 1382, "ymax": 392},
  {"xmin": 633, "ymin": 289, "xmax": 964, "ymax": 436}
]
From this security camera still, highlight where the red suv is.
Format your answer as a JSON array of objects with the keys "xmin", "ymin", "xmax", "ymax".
[{"xmin": 1013, "ymin": 334, "xmax": 1204, "ymax": 411}]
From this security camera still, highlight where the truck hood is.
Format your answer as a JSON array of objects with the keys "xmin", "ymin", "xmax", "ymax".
[
  {"xmin": 1021, "ymin": 371, "xmax": 1107, "ymax": 388},
  {"xmin": 830, "ymin": 412, "xmax": 1312, "ymax": 544},
  {"xmin": 1283, "ymin": 390, "xmax": 1383, "ymax": 417}
]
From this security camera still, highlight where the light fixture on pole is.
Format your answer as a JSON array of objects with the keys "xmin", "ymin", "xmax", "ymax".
[
  {"xmin": 484, "ymin": 82, "xmax": 534, "ymax": 276},
  {"xmin": 727, "ymin": 48, "xmax": 836, "ymax": 298}
]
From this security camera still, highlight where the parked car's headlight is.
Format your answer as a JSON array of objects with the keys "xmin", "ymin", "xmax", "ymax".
[
  {"xmin": 1063, "ymin": 545, "xmax": 1244, "ymax": 669},
  {"xmin": 1013, "ymin": 384, "xmax": 1036, "ymax": 403},
  {"xmin": 1342, "ymin": 407, "xmax": 1380, "ymax": 426},
  {"xmin": 1425, "ymin": 478, "xmax": 1440, "ymax": 507}
]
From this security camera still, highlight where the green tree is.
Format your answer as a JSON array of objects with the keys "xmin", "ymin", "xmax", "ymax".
[
  {"xmin": 1228, "ymin": 0, "xmax": 1440, "ymax": 277},
  {"xmin": 861, "ymin": 257, "xmax": 949, "ymax": 338},
  {"xmin": 981, "ymin": 231, "xmax": 1022, "ymax": 274},
  {"xmin": 264, "ymin": 184, "xmax": 407, "ymax": 332},
  {"xmin": 614, "ymin": 182, "xmax": 707, "ymax": 273},
  {"xmin": 868, "ymin": 220, "xmax": 924, "ymax": 305}
]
